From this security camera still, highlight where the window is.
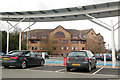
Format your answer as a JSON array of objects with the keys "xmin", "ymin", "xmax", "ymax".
[
  {"xmin": 81, "ymin": 47, "xmax": 84, "ymax": 50},
  {"xmin": 83, "ymin": 35, "xmax": 86, "ymax": 39},
  {"xmin": 30, "ymin": 51, "xmax": 36, "ymax": 57},
  {"xmin": 72, "ymin": 47, "xmax": 77, "ymax": 50},
  {"xmin": 80, "ymin": 41, "xmax": 84, "ymax": 44},
  {"xmin": 91, "ymin": 33, "xmax": 94, "ymax": 35},
  {"xmin": 72, "ymin": 34, "xmax": 78, "ymax": 38},
  {"xmin": 72, "ymin": 41, "xmax": 79, "ymax": 44},
  {"xmin": 32, "ymin": 34, "xmax": 37, "ymax": 38},
  {"xmin": 63, "ymin": 47, "xmax": 67, "ymax": 50},
  {"xmin": 8, "ymin": 51, "xmax": 21, "ymax": 56},
  {"xmin": 31, "ymin": 40, "xmax": 38, "ymax": 43},
  {"xmin": 32, "ymin": 47, "xmax": 37, "ymax": 50},
  {"xmin": 24, "ymin": 51, "xmax": 31, "ymax": 57},
  {"xmin": 42, "ymin": 34, "xmax": 47, "ymax": 38},
  {"xmin": 40, "ymin": 47, "xmax": 47, "ymax": 50},
  {"xmin": 54, "ymin": 32, "xmax": 65, "ymax": 38},
  {"xmin": 68, "ymin": 51, "xmax": 87, "ymax": 57},
  {"xmin": 87, "ymin": 51, "xmax": 94, "ymax": 58},
  {"xmin": 53, "ymin": 47, "xmax": 58, "ymax": 50},
  {"xmin": 23, "ymin": 35, "xmax": 27, "ymax": 39},
  {"xmin": 62, "ymin": 47, "xmax": 67, "ymax": 50},
  {"xmin": 62, "ymin": 40, "xmax": 68, "ymax": 43}
]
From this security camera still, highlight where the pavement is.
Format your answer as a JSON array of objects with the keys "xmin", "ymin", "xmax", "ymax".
[{"xmin": 45, "ymin": 57, "xmax": 120, "ymax": 68}]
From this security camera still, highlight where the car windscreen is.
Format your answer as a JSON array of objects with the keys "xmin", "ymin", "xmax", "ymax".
[
  {"xmin": 68, "ymin": 51, "xmax": 87, "ymax": 57},
  {"xmin": 8, "ymin": 51, "xmax": 22, "ymax": 56}
]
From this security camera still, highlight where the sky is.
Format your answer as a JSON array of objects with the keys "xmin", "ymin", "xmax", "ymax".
[{"xmin": 0, "ymin": 0, "xmax": 119, "ymax": 50}]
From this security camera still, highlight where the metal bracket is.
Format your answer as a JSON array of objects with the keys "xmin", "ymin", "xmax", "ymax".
[{"xmin": 7, "ymin": 18, "xmax": 25, "ymax": 30}]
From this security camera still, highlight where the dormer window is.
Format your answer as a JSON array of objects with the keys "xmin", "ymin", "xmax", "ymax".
[
  {"xmin": 91, "ymin": 33, "xmax": 93, "ymax": 35},
  {"xmin": 42, "ymin": 34, "xmax": 46, "ymax": 38},
  {"xmin": 72, "ymin": 34, "xmax": 78, "ymax": 38},
  {"xmin": 32, "ymin": 34, "xmax": 37, "ymax": 38},
  {"xmin": 54, "ymin": 32, "xmax": 65, "ymax": 38}
]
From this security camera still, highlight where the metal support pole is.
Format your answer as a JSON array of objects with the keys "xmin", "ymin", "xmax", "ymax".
[
  {"xmin": 6, "ymin": 26, "xmax": 9, "ymax": 54},
  {"xmin": 26, "ymin": 27, "xmax": 30, "ymax": 50},
  {"xmin": 19, "ymin": 28, "xmax": 22, "ymax": 50},
  {"xmin": 27, "ymin": 31, "xmax": 29, "ymax": 50},
  {"xmin": 111, "ymin": 20, "xmax": 116, "ymax": 68},
  {"xmin": 104, "ymin": 54, "xmax": 106, "ymax": 66}
]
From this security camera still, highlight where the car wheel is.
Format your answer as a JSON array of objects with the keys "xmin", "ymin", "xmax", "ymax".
[
  {"xmin": 21, "ymin": 61, "xmax": 27, "ymax": 69},
  {"xmin": 87, "ymin": 64, "xmax": 92, "ymax": 72},
  {"xmin": 4, "ymin": 66, "xmax": 9, "ymax": 68},
  {"xmin": 40, "ymin": 60, "xmax": 44, "ymax": 66},
  {"xmin": 66, "ymin": 67, "xmax": 71, "ymax": 72}
]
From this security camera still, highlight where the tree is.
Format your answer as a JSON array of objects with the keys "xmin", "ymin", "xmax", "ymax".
[
  {"xmin": 86, "ymin": 39, "xmax": 105, "ymax": 54},
  {"xmin": 41, "ymin": 38, "xmax": 58, "ymax": 56},
  {"xmin": 2, "ymin": 31, "xmax": 7, "ymax": 53},
  {"xmin": 9, "ymin": 33, "xmax": 19, "ymax": 51},
  {"xmin": 2, "ymin": 31, "xmax": 26, "ymax": 54}
]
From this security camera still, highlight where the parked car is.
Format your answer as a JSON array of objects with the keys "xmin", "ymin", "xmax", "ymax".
[
  {"xmin": 0, "ymin": 52, "xmax": 5, "ymax": 56},
  {"xmin": 38, "ymin": 52, "xmax": 49, "ymax": 59},
  {"xmin": 95, "ymin": 54, "xmax": 101, "ymax": 60},
  {"xmin": 101, "ymin": 53, "xmax": 112, "ymax": 61},
  {"xmin": 0, "ymin": 50, "xmax": 45, "ymax": 69},
  {"xmin": 117, "ymin": 54, "xmax": 120, "ymax": 61},
  {"xmin": 66, "ymin": 50, "xmax": 97, "ymax": 72}
]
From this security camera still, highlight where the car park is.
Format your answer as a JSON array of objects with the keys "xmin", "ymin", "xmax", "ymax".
[
  {"xmin": 0, "ymin": 50, "xmax": 45, "ymax": 69},
  {"xmin": 95, "ymin": 54, "xmax": 101, "ymax": 60},
  {"xmin": 101, "ymin": 53, "xmax": 112, "ymax": 61},
  {"xmin": 66, "ymin": 50, "xmax": 96, "ymax": 72}
]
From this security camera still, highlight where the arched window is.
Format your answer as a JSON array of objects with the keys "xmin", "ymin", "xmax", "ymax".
[{"xmin": 54, "ymin": 31, "xmax": 65, "ymax": 38}]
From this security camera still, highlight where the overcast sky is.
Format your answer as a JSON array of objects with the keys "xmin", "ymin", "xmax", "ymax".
[{"xmin": 0, "ymin": 0, "xmax": 119, "ymax": 50}]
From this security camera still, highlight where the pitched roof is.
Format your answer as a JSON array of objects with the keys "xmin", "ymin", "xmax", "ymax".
[{"xmin": 23, "ymin": 26, "xmax": 91, "ymax": 39}]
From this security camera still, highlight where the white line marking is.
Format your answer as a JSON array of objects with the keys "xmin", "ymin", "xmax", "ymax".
[
  {"xmin": 55, "ymin": 69, "xmax": 65, "ymax": 72},
  {"xmin": 93, "ymin": 67, "xmax": 104, "ymax": 75}
]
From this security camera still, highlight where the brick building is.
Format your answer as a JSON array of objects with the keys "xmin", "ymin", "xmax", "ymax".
[{"xmin": 22, "ymin": 25, "xmax": 105, "ymax": 56}]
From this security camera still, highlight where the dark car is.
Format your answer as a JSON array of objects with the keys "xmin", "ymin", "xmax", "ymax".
[
  {"xmin": 101, "ymin": 53, "xmax": 112, "ymax": 61},
  {"xmin": 117, "ymin": 54, "xmax": 120, "ymax": 61},
  {"xmin": 66, "ymin": 50, "xmax": 96, "ymax": 72},
  {"xmin": 0, "ymin": 50, "xmax": 45, "ymax": 69},
  {"xmin": 95, "ymin": 54, "xmax": 101, "ymax": 60}
]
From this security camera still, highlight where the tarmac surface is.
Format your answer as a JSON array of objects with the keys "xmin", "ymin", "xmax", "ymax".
[{"xmin": 1, "ymin": 57, "xmax": 120, "ymax": 79}]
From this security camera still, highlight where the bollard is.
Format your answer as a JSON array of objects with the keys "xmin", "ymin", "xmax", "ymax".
[
  {"xmin": 64, "ymin": 57, "xmax": 66, "ymax": 66},
  {"xmin": 104, "ymin": 54, "xmax": 106, "ymax": 66}
]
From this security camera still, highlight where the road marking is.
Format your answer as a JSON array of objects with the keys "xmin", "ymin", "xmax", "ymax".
[
  {"xmin": 93, "ymin": 67, "xmax": 103, "ymax": 75},
  {"xmin": 55, "ymin": 69, "xmax": 65, "ymax": 72}
]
